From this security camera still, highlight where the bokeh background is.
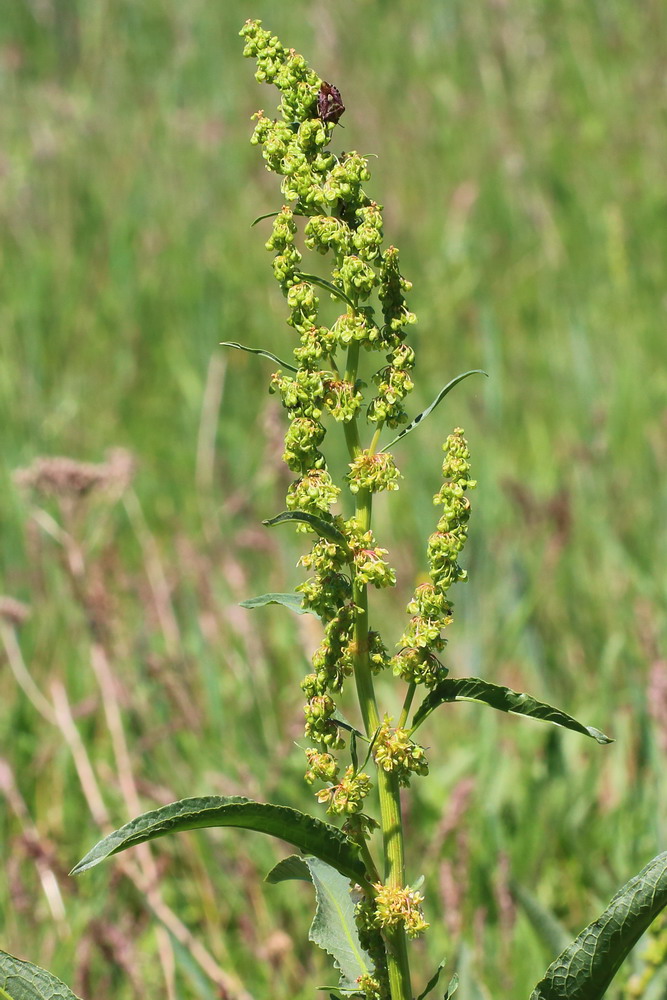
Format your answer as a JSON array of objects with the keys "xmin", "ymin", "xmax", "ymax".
[{"xmin": 1, "ymin": 2, "xmax": 666, "ymax": 998}]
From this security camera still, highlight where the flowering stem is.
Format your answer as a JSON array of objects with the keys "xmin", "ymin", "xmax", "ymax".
[{"xmin": 346, "ymin": 421, "xmax": 412, "ymax": 1000}]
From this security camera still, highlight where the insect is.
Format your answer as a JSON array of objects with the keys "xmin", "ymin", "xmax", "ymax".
[{"xmin": 317, "ymin": 82, "xmax": 345, "ymax": 124}]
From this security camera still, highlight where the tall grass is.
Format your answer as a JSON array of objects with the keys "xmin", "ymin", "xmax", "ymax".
[{"xmin": 1, "ymin": 2, "xmax": 666, "ymax": 997}]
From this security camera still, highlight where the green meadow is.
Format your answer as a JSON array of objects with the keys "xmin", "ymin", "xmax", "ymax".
[{"xmin": 1, "ymin": 2, "xmax": 666, "ymax": 997}]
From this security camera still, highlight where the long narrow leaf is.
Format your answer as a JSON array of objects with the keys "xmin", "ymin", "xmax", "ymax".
[
  {"xmin": 380, "ymin": 370, "xmax": 487, "ymax": 452},
  {"xmin": 71, "ymin": 796, "xmax": 367, "ymax": 884},
  {"xmin": 219, "ymin": 341, "xmax": 297, "ymax": 372},
  {"xmin": 416, "ymin": 957, "xmax": 447, "ymax": 1000},
  {"xmin": 263, "ymin": 511, "xmax": 350, "ymax": 550},
  {"xmin": 530, "ymin": 852, "xmax": 667, "ymax": 999},
  {"xmin": 296, "ymin": 272, "xmax": 356, "ymax": 309},
  {"xmin": 239, "ymin": 593, "xmax": 319, "ymax": 617},
  {"xmin": 411, "ymin": 677, "xmax": 612, "ymax": 744},
  {"xmin": 0, "ymin": 950, "xmax": 83, "ymax": 1000}
]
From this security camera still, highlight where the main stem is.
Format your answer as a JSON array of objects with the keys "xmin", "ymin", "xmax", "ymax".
[{"xmin": 344, "ymin": 341, "xmax": 412, "ymax": 1000}]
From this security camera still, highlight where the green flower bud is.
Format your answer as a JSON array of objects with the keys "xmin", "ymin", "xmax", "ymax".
[
  {"xmin": 286, "ymin": 469, "xmax": 341, "ymax": 518},
  {"xmin": 379, "ymin": 246, "xmax": 416, "ymax": 333},
  {"xmin": 304, "ymin": 748, "xmax": 339, "ymax": 785},
  {"xmin": 282, "ymin": 416, "xmax": 326, "ymax": 473},
  {"xmin": 391, "ymin": 647, "xmax": 447, "ymax": 688}
]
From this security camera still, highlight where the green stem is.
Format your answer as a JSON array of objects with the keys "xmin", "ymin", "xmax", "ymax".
[{"xmin": 341, "ymin": 336, "xmax": 412, "ymax": 998}]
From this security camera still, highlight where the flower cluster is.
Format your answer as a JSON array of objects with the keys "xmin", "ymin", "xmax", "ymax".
[
  {"xmin": 393, "ymin": 429, "xmax": 474, "ymax": 687},
  {"xmin": 316, "ymin": 765, "xmax": 372, "ymax": 815},
  {"xmin": 372, "ymin": 883, "xmax": 429, "ymax": 939},
  {"xmin": 348, "ymin": 451, "xmax": 401, "ymax": 495},
  {"xmin": 372, "ymin": 716, "xmax": 429, "ymax": 787}
]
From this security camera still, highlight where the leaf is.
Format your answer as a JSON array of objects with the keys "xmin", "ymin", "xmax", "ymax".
[
  {"xmin": 380, "ymin": 370, "xmax": 488, "ymax": 452},
  {"xmin": 296, "ymin": 272, "xmax": 356, "ymax": 309},
  {"xmin": 444, "ymin": 974, "xmax": 459, "ymax": 999},
  {"xmin": 530, "ymin": 852, "xmax": 667, "ymax": 999},
  {"xmin": 416, "ymin": 956, "xmax": 447, "ymax": 1000},
  {"xmin": 239, "ymin": 593, "xmax": 319, "ymax": 618},
  {"xmin": 265, "ymin": 854, "xmax": 312, "ymax": 883},
  {"xmin": 251, "ymin": 211, "xmax": 280, "ymax": 226},
  {"xmin": 263, "ymin": 511, "xmax": 350, "ymax": 550},
  {"xmin": 219, "ymin": 341, "xmax": 297, "ymax": 372},
  {"xmin": 71, "ymin": 796, "xmax": 367, "ymax": 885},
  {"xmin": 0, "ymin": 950, "xmax": 82, "ymax": 1000},
  {"xmin": 270, "ymin": 856, "xmax": 372, "ymax": 990},
  {"xmin": 411, "ymin": 677, "xmax": 612, "ymax": 745}
]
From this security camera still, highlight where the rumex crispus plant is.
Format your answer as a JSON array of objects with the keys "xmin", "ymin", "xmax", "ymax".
[{"xmin": 3, "ymin": 18, "xmax": 667, "ymax": 1000}]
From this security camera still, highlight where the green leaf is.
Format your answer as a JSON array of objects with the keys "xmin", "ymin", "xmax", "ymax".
[
  {"xmin": 250, "ymin": 211, "xmax": 280, "ymax": 226},
  {"xmin": 239, "ymin": 593, "xmax": 319, "ymax": 618},
  {"xmin": 296, "ymin": 272, "xmax": 356, "ymax": 309},
  {"xmin": 265, "ymin": 854, "xmax": 312, "ymax": 883},
  {"xmin": 71, "ymin": 796, "xmax": 367, "ymax": 885},
  {"xmin": 444, "ymin": 974, "xmax": 459, "ymax": 999},
  {"xmin": 530, "ymin": 852, "xmax": 667, "ymax": 999},
  {"xmin": 380, "ymin": 370, "xmax": 488, "ymax": 452},
  {"xmin": 263, "ymin": 511, "xmax": 350, "ymax": 550},
  {"xmin": 411, "ymin": 677, "xmax": 612, "ymax": 745},
  {"xmin": 270, "ymin": 856, "xmax": 372, "ymax": 991},
  {"xmin": 416, "ymin": 956, "xmax": 447, "ymax": 1000},
  {"xmin": 219, "ymin": 341, "xmax": 297, "ymax": 372},
  {"xmin": 0, "ymin": 950, "xmax": 82, "ymax": 1000}
]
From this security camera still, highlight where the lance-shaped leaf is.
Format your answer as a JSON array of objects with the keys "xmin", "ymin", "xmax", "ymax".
[
  {"xmin": 416, "ymin": 957, "xmax": 447, "ymax": 1000},
  {"xmin": 219, "ymin": 341, "xmax": 297, "ymax": 372},
  {"xmin": 530, "ymin": 852, "xmax": 667, "ymax": 1000},
  {"xmin": 268, "ymin": 856, "xmax": 373, "ymax": 991},
  {"xmin": 263, "ymin": 511, "xmax": 350, "ymax": 551},
  {"xmin": 0, "ymin": 950, "xmax": 83, "ymax": 1000},
  {"xmin": 295, "ymin": 272, "xmax": 356, "ymax": 309},
  {"xmin": 239, "ymin": 592, "xmax": 319, "ymax": 618},
  {"xmin": 71, "ymin": 796, "xmax": 367, "ymax": 885},
  {"xmin": 411, "ymin": 677, "xmax": 612, "ymax": 744},
  {"xmin": 380, "ymin": 370, "xmax": 487, "ymax": 452}
]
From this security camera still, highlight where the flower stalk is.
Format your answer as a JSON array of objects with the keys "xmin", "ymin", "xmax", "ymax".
[{"xmin": 241, "ymin": 19, "xmax": 476, "ymax": 999}]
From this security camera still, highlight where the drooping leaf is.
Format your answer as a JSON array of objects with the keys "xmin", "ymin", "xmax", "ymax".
[
  {"xmin": 416, "ymin": 956, "xmax": 447, "ymax": 1000},
  {"xmin": 296, "ymin": 272, "xmax": 356, "ymax": 309},
  {"xmin": 380, "ymin": 370, "xmax": 488, "ymax": 452},
  {"xmin": 411, "ymin": 677, "xmax": 612, "ymax": 745},
  {"xmin": 263, "ymin": 511, "xmax": 350, "ymax": 550},
  {"xmin": 270, "ymin": 856, "xmax": 372, "ymax": 991},
  {"xmin": 0, "ymin": 950, "xmax": 82, "ymax": 1000},
  {"xmin": 71, "ymin": 796, "xmax": 367, "ymax": 885},
  {"xmin": 219, "ymin": 341, "xmax": 297, "ymax": 372},
  {"xmin": 265, "ymin": 854, "xmax": 312, "ymax": 884},
  {"xmin": 239, "ymin": 593, "xmax": 319, "ymax": 618},
  {"xmin": 530, "ymin": 852, "xmax": 667, "ymax": 999}
]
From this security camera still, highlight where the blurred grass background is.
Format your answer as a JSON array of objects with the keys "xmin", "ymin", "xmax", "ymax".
[{"xmin": 1, "ymin": 1, "xmax": 666, "ymax": 997}]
